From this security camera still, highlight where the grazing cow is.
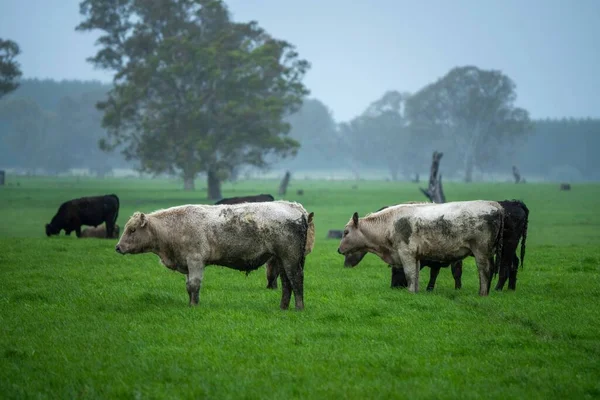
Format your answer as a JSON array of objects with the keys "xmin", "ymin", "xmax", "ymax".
[
  {"xmin": 337, "ymin": 201, "xmax": 504, "ymax": 295},
  {"xmin": 494, "ymin": 200, "xmax": 529, "ymax": 291},
  {"xmin": 45, "ymin": 194, "xmax": 119, "ymax": 238},
  {"xmin": 214, "ymin": 193, "xmax": 274, "ymax": 205},
  {"xmin": 347, "ymin": 200, "xmax": 529, "ymax": 292},
  {"xmin": 343, "ymin": 204, "xmax": 463, "ymax": 291},
  {"xmin": 80, "ymin": 224, "xmax": 120, "ymax": 239},
  {"xmin": 266, "ymin": 212, "xmax": 315, "ymax": 289},
  {"xmin": 115, "ymin": 201, "xmax": 311, "ymax": 310}
]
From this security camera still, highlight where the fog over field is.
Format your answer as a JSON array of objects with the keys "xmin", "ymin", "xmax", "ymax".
[{"xmin": 1, "ymin": 0, "xmax": 599, "ymax": 193}]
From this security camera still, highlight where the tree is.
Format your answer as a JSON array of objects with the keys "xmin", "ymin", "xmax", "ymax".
[
  {"xmin": 280, "ymin": 98, "xmax": 339, "ymax": 170},
  {"xmin": 405, "ymin": 66, "xmax": 532, "ymax": 182},
  {"xmin": 340, "ymin": 90, "xmax": 420, "ymax": 181},
  {"xmin": 77, "ymin": 0, "xmax": 310, "ymax": 198},
  {"xmin": 0, "ymin": 99, "xmax": 58, "ymax": 173},
  {"xmin": 0, "ymin": 39, "xmax": 22, "ymax": 98}
]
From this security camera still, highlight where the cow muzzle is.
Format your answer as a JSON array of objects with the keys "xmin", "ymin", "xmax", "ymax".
[
  {"xmin": 115, "ymin": 244, "xmax": 123, "ymax": 254},
  {"xmin": 337, "ymin": 248, "xmax": 344, "ymax": 255}
]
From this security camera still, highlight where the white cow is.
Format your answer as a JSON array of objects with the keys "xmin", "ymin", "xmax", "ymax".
[{"xmin": 115, "ymin": 201, "xmax": 311, "ymax": 310}]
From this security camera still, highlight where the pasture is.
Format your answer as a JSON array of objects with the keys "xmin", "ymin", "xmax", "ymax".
[{"xmin": 1, "ymin": 176, "xmax": 599, "ymax": 399}]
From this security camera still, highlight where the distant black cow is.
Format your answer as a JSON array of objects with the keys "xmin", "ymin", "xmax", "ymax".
[
  {"xmin": 45, "ymin": 194, "xmax": 120, "ymax": 238},
  {"xmin": 214, "ymin": 194, "xmax": 274, "ymax": 205}
]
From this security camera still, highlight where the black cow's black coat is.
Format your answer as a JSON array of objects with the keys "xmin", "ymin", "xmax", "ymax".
[{"xmin": 45, "ymin": 194, "xmax": 120, "ymax": 238}]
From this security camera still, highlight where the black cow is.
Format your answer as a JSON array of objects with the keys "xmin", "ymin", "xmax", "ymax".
[
  {"xmin": 214, "ymin": 194, "xmax": 274, "ymax": 205},
  {"xmin": 494, "ymin": 200, "xmax": 529, "ymax": 291},
  {"xmin": 45, "ymin": 194, "xmax": 120, "ymax": 238}
]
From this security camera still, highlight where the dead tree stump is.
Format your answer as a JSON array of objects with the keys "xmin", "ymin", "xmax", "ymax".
[
  {"xmin": 278, "ymin": 171, "xmax": 291, "ymax": 196},
  {"xmin": 419, "ymin": 151, "xmax": 446, "ymax": 204},
  {"xmin": 512, "ymin": 165, "xmax": 522, "ymax": 184},
  {"xmin": 560, "ymin": 183, "xmax": 571, "ymax": 191}
]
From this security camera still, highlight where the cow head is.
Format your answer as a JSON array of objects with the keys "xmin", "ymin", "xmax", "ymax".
[
  {"xmin": 337, "ymin": 212, "xmax": 368, "ymax": 260},
  {"xmin": 115, "ymin": 212, "xmax": 152, "ymax": 254},
  {"xmin": 343, "ymin": 250, "xmax": 368, "ymax": 268},
  {"xmin": 45, "ymin": 223, "xmax": 60, "ymax": 237}
]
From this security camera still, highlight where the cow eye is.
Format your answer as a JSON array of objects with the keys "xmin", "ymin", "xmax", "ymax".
[
  {"xmin": 343, "ymin": 230, "xmax": 349, "ymax": 236},
  {"xmin": 130, "ymin": 228, "xmax": 136, "ymax": 233}
]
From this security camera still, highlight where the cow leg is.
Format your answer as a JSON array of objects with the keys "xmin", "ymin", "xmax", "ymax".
[
  {"xmin": 473, "ymin": 253, "xmax": 493, "ymax": 296},
  {"xmin": 508, "ymin": 269, "xmax": 518, "ymax": 290},
  {"xmin": 75, "ymin": 227, "xmax": 82, "ymax": 238},
  {"xmin": 391, "ymin": 265, "xmax": 408, "ymax": 289},
  {"xmin": 105, "ymin": 220, "xmax": 115, "ymax": 238},
  {"xmin": 265, "ymin": 258, "xmax": 279, "ymax": 289},
  {"xmin": 495, "ymin": 267, "xmax": 508, "ymax": 291},
  {"xmin": 451, "ymin": 261, "xmax": 463, "ymax": 289},
  {"xmin": 426, "ymin": 266, "xmax": 441, "ymax": 291},
  {"xmin": 279, "ymin": 269, "xmax": 293, "ymax": 310},
  {"xmin": 508, "ymin": 254, "xmax": 519, "ymax": 290},
  {"xmin": 399, "ymin": 254, "xmax": 419, "ymax": 293},
  {"xmin": 186, "ymin": 259, "xmax": 205, "ymax": 306},
  {"xmin": 280, "ymin": 256, "xmax": 304, "ymax": 311}
]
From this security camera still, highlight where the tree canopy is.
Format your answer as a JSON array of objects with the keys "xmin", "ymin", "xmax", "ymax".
[
  {"xmin": 0, "ymin": 39, "xmax": 22, "ymax": 98},
  {"xmin": 406, "ymin": 66, "xmax": 532, "ymax": 182},
  {"xmin": 77, "ymin": 0, "xmax": 310, "ymax": 198}
]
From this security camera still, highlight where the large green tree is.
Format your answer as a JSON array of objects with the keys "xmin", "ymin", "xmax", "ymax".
[
  {"xmin": 77, "ymin": 0, "xmax": 310, "ymax": 198},
  {"xmin": 0, "ymin": 39, "xmax": 22, "ymax": 98},
  {"xmin": 405, "ymin": 66, "xmax": 532, "ymax": 182}
]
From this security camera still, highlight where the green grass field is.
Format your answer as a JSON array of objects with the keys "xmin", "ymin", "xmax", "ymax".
[{"xmin": 1, "ymin": 176, "xmax": 599, "ymax": 399}]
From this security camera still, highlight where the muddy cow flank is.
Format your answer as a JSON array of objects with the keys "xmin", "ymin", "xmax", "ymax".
[
  {"xmin": 115, "ymin": 201, "xmax": 311, "ymax": 310},
  {"xmin": 46, "ymin": 194, "xmax": 120, "ymax": 238},
  {"xmin": 337, "ymin": 200, "xmax": 504, "ymax": 296},
  {"xmin": 214, "ymin": 193, "xmax": 274, "ymax": 205},
  {"xmin": 80, "ymin": 224, "xmax": 120, "ymax": 239}
]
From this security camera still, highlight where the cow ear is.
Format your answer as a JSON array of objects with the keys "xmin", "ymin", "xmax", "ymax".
[
  {"xmin": 308, "ymin": 212, "xmax": 314, "ymax": 224},
  {"xmin": 140, "ymin": 213, "xmax": 147, "ymax": 228},
  {"xmin": 352, "ymin": 212, "xmax": 359, "ymax": 227}
]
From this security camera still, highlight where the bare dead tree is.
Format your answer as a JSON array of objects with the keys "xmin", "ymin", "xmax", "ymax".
[
  {"xmin": 278, "ymin": 171, "xmax": 291, "ymax": 196},
  {"xmin": 420, "ymin": 151, "xmax": 446, "ymax": 204},
  {"xmin": 512, "ymin": 165, "xmax": 521, "ymax": 184}
]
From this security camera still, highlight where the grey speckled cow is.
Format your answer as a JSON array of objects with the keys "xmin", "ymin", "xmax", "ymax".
[
  {"xmin": 115, "ymin": 201, "xmax": 311, "ymax": 310},
  {"xmin": 337, "ymin": 200, "xmax": 504, "ymax": 296}
]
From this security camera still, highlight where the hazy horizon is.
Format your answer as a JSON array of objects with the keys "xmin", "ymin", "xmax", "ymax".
[{"xmin": 1, "ymin": 0, "xmax": 599, "ymax": 122}]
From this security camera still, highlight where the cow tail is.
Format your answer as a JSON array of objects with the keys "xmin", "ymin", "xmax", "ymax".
[
  {"xmin": 493, "ymin": 207, "xmax": 504, "ymax": 277},
  {"xmin": 299, "ymin": 213, "xmax": 309, "ymax": 270},
  {"xmin": 519, "ymin": 201, "xmax": 529, "ymax": 269}
]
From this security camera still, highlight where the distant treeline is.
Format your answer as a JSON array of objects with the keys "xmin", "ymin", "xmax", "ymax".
[{"xmin": 0, "ymin": 79, "xmax": 598, "ymax": 181}]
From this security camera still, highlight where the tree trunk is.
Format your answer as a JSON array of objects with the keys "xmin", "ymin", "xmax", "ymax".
[
  {"xmin": 278, "ymin": 171, "xmax": 291, "ymax": 196},
  {"xmin": 183, "ymin": 172, "xmax": 195, "ymax": 191},
  {"xmin": 207, "ymin": 168, "xmax": 222, "ymax": 200},
  {"xmin": 464, "ymin": 155, "xmax": 474, "ymax": 183},
  {"xmin": 389, "ymin": 164, "xmax": 399, "ymax": 181},
  {"xmin": 419, "ymin": 151, "xmax": 446, "ymax": 203}
]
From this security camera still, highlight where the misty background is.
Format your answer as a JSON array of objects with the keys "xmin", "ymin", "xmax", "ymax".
[{"xmin": 1, "ymin": 0, "xmax": 599, "ymax": 188}]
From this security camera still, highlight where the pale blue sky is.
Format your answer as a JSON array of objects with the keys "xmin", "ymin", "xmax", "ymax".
[{"xmin": 1, "ymin": 0, "xmax": 599, "ymax": 122}]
